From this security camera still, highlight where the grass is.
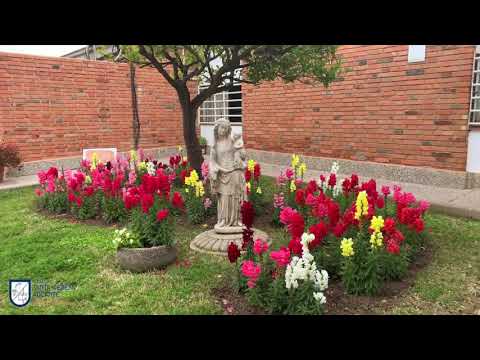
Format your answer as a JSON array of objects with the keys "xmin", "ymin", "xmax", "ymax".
[{"xmin": 0, "ymin": 178, "xmax": 479, "ymax": 315}]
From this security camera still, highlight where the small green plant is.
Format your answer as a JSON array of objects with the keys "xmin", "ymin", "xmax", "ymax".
[
  {"xmin": 112, "ymin": 228, "xmax": 141, "ymax": 249},
  {"xmin": 37, "ymin": 192, "xmax": 69, "ymax": 214},
  {"xmin": 100, "ymin": 195, "xmax": 128, "ymax": 224},
  {"xmin": 199, "ymin": 136, "xmax": 208, "ymax": 146},
  {"xmin": 129, "ymin": 203, "xmax": 175, "ymax": 248}
]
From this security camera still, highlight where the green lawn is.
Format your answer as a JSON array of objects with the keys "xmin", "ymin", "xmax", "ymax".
[{"xmin": 0, "ymin": 182, "xmax": 479, "ymax": 315}]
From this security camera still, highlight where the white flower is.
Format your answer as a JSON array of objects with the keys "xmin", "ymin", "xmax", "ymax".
[
  {"xmin": 330, "ymin": 161, "xmax": 339, "ymax": 175},
  {"xmin": 313, "ymin": 292, "xmax": 326, "ymax": 304}
]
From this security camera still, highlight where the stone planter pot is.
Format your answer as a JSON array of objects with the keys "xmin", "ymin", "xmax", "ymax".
[
  {"xmin": 116, "ymin": 245, "xmax": 177, "ymax": 273},
  {"xmin": 0, "ymin": 166, "xmax": 4, "ymax": 183}
]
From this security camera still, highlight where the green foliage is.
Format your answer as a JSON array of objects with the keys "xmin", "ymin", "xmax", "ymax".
[
  {"xmin": 36, "ymin": 191, "xmax": 68, "ymax": 214},
  {"xmin": 199, "ymin": 136, "xmax": 208, "ymax": 146},
  {"xmin": 340, "ymin": 230, "xmax": 383, "ymax": 296},
  {"xmin": 100, "ymin": 195, "xmax": 128, "ymax": 224},
  {"xmin": 71, "ymin": 193, "xmax": 100, "ymax": 221},
  {"xmin": 112, "ymin": 228, "xmax": 141, "ymax": 250},
  {"xmin": 129, "ymin": 204, "xmax": 175, "ymax": 248}
]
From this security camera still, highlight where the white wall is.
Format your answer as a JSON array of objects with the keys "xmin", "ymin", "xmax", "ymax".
[{"xmin": 467, "ymin": 128, "xmax": 480, "ymax": 172}]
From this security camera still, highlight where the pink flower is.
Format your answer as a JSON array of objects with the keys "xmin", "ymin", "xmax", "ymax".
[
  {"xmin": 419, "ymin": 200, "xmax": 430, "ymax": 213},
  {"xmin": 285, "ymin": 168, "xmax": 294, "ymax": 180},
  {"xmin": 273, "ymin": 193, "xmax": 285, "ymax": 209},
  {"xmin": 168, "ymin": 173, "xmax": 176, "ymax": 184},
  {"xmin": 276, "ymin": 172, "xmax": 288, "ymax": 186},
  {"xmin": 270, "ymin": 247, "xmax": 291, "ymax": 267},
  {"xmin": 201, "ymin": 160, "xmax": 209, "ymax": 179},
  {"xmin": 204, "ymin": 197, "xmax": 212, "ymax": 210},
  {"xmin": 241, "ymin": 260, "xmax": 261, "ymax": 288},
  {"xmin": 253, "ymin": 239, "xmax": 269, "ymax": 256},
  {"xmin": 46, "ymin": 178, "xmax": 56, "ymax": 193},
  {"xmin": 37, "ymin": 171, "xmax": 47, "ymax": 186},
  {"xmin": 138, "ymin": 148, "xmax": 145, "ymax": 161},
  {"xmin": 128, "ymin": 170, "xmax": 137, "ymax": 186}
]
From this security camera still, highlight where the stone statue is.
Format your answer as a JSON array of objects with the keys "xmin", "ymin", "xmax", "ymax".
[
  {"xmin": 209, "ymin": 118, "xmax": 247, "ymax": 233},
  {"xmin": 190, "ymin": 118, "xmax": 269, "ymax": 255}
]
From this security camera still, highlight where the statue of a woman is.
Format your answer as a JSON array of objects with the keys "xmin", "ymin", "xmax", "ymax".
[{"xmin": 209, "ymin": 118, "xmax": 247, "ymax": 233}]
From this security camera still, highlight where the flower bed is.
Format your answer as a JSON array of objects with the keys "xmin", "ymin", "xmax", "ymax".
[
  {"xmin": 225, "ymin": 154, "xmax": 430, "ymax": 314},
  {"xmin": 34, "ymin": 148, "xmax": 217, "ymax": 265}
]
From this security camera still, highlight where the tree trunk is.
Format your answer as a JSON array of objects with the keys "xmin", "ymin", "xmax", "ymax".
[
  {"xmin": 180, "ymin": 101, "xmax": 204, "ymax": 174},
  {"xmin": 130, "ymin": 62, "xmax": 141, "ymax": 150}
]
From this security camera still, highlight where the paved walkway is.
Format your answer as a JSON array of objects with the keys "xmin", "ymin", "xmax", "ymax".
[{"xmin": 1, "ymin": 161, "xmax": 479, "ymax": 220}]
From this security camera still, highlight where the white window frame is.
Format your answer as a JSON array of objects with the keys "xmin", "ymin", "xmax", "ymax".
[
  {"xmin": 198, "ymin": 84, "xmax": 243, "ymax": 125},
  {"xmin": 469, "ymin": 46, "xmax": 480, "ymax": 126},
  {"xmin": 408, "ymin": 45, "xmax": 426, "ymax": 63}
]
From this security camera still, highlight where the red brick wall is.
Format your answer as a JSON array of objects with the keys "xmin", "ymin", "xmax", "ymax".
[
  {"xmin": 0, "ymin": 52, "xmax": 189, "ymax": 163},
  {"xmin": 243, "ymin": 45, "xmax": 475, "ymax": 172}
]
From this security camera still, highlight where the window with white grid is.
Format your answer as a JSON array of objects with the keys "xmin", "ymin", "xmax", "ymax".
[
  {"xmin": 470, "ymin": 46, "xmax": 480, "ymax": 125},
  {"xmin": 198, "ymin": 84, "xmax": 242, "ymax": 124}
]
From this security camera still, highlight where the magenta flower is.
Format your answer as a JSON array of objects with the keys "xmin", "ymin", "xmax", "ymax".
[
  {"xmin": 201, "ymin": 160, "xmax": 209, "ymax": 179},
  {"xmin": 285, "ymin": 168, "xmax": 294, "ymax": 180},
  {"xmin": 241, "ymin": 260, "xmax": 261, "ymax": 288},
  {"xmin": 419, "ymin": 200, "xmax": 430, "ymax": 213},
  {"xmin": 270, "ymin": 247, "xmax": 291, "ymax": 267},
  {"xmin": 276, "ymin": 172, "xmax": 288, "ymax": 186},
  {"xmin": 253, "ymin": 239, "xmax": 269, "ymax": 256},
  {"xmin": 204, "ymin": 197, "xmax": 212, "ymax": 210}
]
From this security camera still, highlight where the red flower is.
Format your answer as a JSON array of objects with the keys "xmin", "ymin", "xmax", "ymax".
[
  {"xmin": 75, "ymin": 196, "xmax": 83, "ymax": 208},
  {"xmin": 413, "ymin": 218, "xmax": 424, "ymax": 233},
  {"xmin": 288, "ymin": 237, "xmax": 303, "ymax": 256},
  {"xmin": 171, "ymin": 191, "xmax": 185, "ymax": 210},
  {"xmin": 295, "ymin": 189, "xmax": 306, "ymax": 206},
  {"xmin": 84, "ymin": 186, "xmax": 95, "ymax": 197},
  {"xmin": 381, "ymin": 185, "xmax": 391, "ymax": 196},
  {"xmin": 35, "ymin": 188, "xmax": 43, "ymax": 197},
  {"xmin": 253, "ymin": 163, "xmax": 261, "ymax": 180},
  {"xmin": 227, "ymin": 242, "xmax": 241, "ymax": 263},
  {"xmin": 328, "ymin": 173, "xmax": 336, "ymax": 188},
  {"xmin": 242, "ymin": 228, "xmax": 254, "ymax": 250},
  {"xmin": 384, "ymin": 217, "xmax": 396, "ymax": 234},
  {"xmin": 332, "ymin": 221, "xmax": 347, "ymax": 238},
  {"xmin": 156, "ymin": 208, "xmax": 169, "ymax": 222},
  {"xmin": 68, "ymin": 192, "xmax": 76, "ymax": 203},
  {"xmin": 308, "ymin": 222, "xmax": 328, "ymax": 250},
  {"xmin": 280, "ymin": 207, "xmax": 305, "ymax": 239},
  {"xmin": 350, "ymin": 174, "xmax": 359, "ymax": 188},
  {"xmin": 386, "ymin": 239, "xmax": 400, "ymax": 255},
  {"xmin": 46, "ymin": 167, "xmax": 59, "ymax": 179},
  {"xmin": 245, "ymin": 169, "xmax": 252, "ymax": 182},
  {"xmin": 241, "ymin": 201, "xmax": 255, "ymax": 229},
  {"xmin": 320, "ymin": 174, "xmax": 326, "ymax": 183},
  {"xmin": 140, "ymin": 192, "xmax": 154, "ymax": 214},
  {"xmin": 180, "ymin": 169, "xmax": 188, "ymax": 184},
  {"xmin": 342, "ymin": 178, "xmax": 352, "ymax": 194},
  {"xmin": 306, "ymin": 180, "xmax": 318, "ymax": 194},
  {"xmin": 376, "ymin": 197, "xmax": 385, "ymax": 209}
]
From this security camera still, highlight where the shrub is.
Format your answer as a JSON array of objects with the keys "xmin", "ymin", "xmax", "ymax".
[{"xmin": 0, "ymin": 142, "xmax": 22, "ymax": 168}]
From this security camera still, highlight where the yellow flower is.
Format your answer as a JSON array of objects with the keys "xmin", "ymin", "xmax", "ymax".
[
  {"xmin": 195, "ymin": 181, "xmax": 204, "ymax": 197},
  {"xmin": 185, "ymin": 188, "xmax": 189, "ymax": 193},
  {"xmin": 290, "ymin": 180, "xmax": 296, "ymax": 192},
  {"xmin": 298, "ymin": 162, "xmax": 307, "ymax": 178},
  {"xmin": 130, "ymin": 150, "xmax": 137, "ymax": 162},
  {"xmin": 247, "ymin": 159, "xmax": 256, "ymax": 172},
  {"xmin": 90, "ymin": 152, "xmax": 99, "ymax": 170},
  {"xmin": 138, "ymin": 161, "xmax": 147, "ymax": 171},
  {"xmin": 256, "ymin": 186, "xmax": 262, "ymax": 194},
  {"xmin": 178, "ymin": 145, "xmax": 183, "ymax": 152},
  {"xmin": 354, "ymin": 191, "xmax": 369, "ymax": 220},
  {"xmin": 291, "ymin": 154, "xmax": 300, "ymax": 169},
  {"xmin": 370, "ymin": 216, "xmax": 384, "ymax": 233},
  {"xmin": 341, "ymin": 238, "xmax": 354, "ymax": 257},
  {"xmin": 85, "ymin": 175, "xmax": 92, "ymax": 185},
  {"xmin": 246, "ymin": 182, "xmax": 251, "ymax": 191},
  {"xmin": 370, "ymin": 232, "xmax": 383, "ymax": 249},
  {"xmin": 185, "ymin": 170, "xmax": 199, "ymax": 187}
]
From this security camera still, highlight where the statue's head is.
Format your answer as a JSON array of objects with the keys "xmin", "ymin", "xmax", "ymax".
[{"xmin": 213, "ymin": 118, "xmax": 232, "ymax": 141}]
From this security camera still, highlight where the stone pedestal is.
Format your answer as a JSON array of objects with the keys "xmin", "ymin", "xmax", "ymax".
[{"xmin": 190, "ymin": 228, "xmax": 270, "ymax": 256}]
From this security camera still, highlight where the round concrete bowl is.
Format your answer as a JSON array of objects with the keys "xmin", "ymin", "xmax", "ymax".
[{"xmin": 116, "ymin": 245, "xmax": 177, "ymax": 273}]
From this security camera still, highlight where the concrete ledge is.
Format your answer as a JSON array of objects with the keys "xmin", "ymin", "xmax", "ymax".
[
  {"xmin": 246, "ymin": 148, "xmax": 475, "ymax": 190},
  {"xmin": 7, "ymin": 146, "xmax": 179, "ymax": 177}
]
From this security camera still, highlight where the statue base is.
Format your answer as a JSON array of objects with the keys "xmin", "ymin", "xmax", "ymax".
[
  {"xmin": 214, "ymin": 225, "xmax": 243, "ymax": 234},
  {"xmin": 190, "ymin": 228, "xmax": 270, "ymax": 256}
]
